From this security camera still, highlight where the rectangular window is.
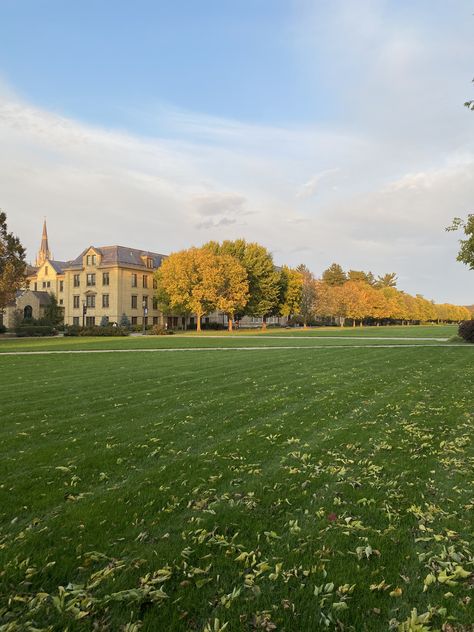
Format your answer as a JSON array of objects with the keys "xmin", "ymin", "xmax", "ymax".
[
  {"xmin": 86, "ymin": 255, "xmax": 90, "ymax": 266},
  {"xmin": 147, "ymin": 257, "xmax": 153, "ymax": 269},
  {"xmin": 131, "ymin": 273, "xmax": 137, "ymax": 287},
  {"xmin": 59, "ymin": 299, "xmax": 63, "ymax": 305},
  {"xmin": 153, "ymin": 316, "xmax": 158, "ymax": 325},
  {"xmin": 86, "ymin": 295, "xmax": 95, "ymax": 308},
  {"xmin": 143, "ymin": 316, "xmax": 148, "ymax": 326},
  {"xmin": 73, "ymin": 295, "xmax": 80, "ymax": 308},
  {"xmin": 59, "ymin": 280, "xmax": 64, "ymax": 292},
  {"xmin": 34, "ymin": 282, "xmax": 37, "ymax": 291},
  {"xmin": 131, "ymin": 316, "xmax": 137, "ymax": 325},
  {"xmin": 86, "ymin": 316, "xmax": 95, "ymax": 326},
  {"xmin": 131, "ymin": 295, "xmax": 137, "ymax": 309},
  {"xmin": 153, "ymin": 278, "xmax": 157, "ymax": 289},
  {"xmin": 47, "ymin": 281, "xmax": 51, "ymax": 288},
  {"xmin": 73, "ymin": 274, "xmax": 80, "ymax": 287},
  {"xmin": 142, "ymin": 275, "xmax": 148, "ymax": 288},
  {"xmin": 92, "ymin": 255, "xmax": 96, "ymax": 265},
  {"xmin": 152, "ymin": 297, "xmax": 158, "ymax": 310},
  {"xmin": 142, "ymin": 295, "xmax": 148, "ymax": 308},
  {"xmin": 42, "ymin": 281, "xmax": 46, "ymax": 288},
  {"xmin": 45, "ymin": 266, "xmax": 49, "ymax": 276},
  {"xmin": 86, "ymin": 273, "xmax": 96, "ymax": 286},
  {"xmin": 102, "ymin": 294, "xmax": 109, "ymax": 308},
  {"xmin": 102, "ymin": 272, "xmax": 109, "ymax": 286},
  {"xmin": 73, "ymin": 317, "xmax": 80, "ymax": 326}
]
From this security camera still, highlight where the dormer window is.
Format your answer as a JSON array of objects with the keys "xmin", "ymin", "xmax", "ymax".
[
  {"xmin": 92, "ymin": 255, "xmax": 96, "ymax": 265},
  {"xmin": 86, "ymin": 255, "xmax": 90, "ymax": 266},
  {"xmin": 146, "ymin": 257, "xmax": 153, "ymax": 269}
]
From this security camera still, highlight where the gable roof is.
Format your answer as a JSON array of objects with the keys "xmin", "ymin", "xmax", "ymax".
[{"xmin": 65, "ymin": 246, "xmax": 166, "ymax": 270}]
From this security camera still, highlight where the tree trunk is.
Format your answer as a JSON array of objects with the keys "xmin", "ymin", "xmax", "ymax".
[
  {"xmin": 352, "ymin": 319, "xmax": 356, "ymax": 328},
  {"xmin": 197, "ymin": 314, "xmax": 201, "ymax": 332},
  {"xmin": 228, "ymin": 315, "xmax": 233, "ymax": 332},
  {"xmin": 262, "ymin": 315, "xmax": 267, "ymax": 331}
]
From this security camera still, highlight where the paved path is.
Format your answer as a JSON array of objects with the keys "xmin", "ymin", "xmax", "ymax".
[
  {"xmin": 178, "ymin": 335, "xmax": 449, "ymax": 341},
  {"xmin": 0, "ymin": 344, "xmax": 471, "ymax": 356}
]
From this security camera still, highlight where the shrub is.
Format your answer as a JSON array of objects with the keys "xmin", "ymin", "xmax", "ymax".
[
  {"xmin": 150, "ymin": 325, "xmax": 174, "ymax": 335},
  {"xmin": 458, "ymin": 320, "xmax": 474, "ymax": 343},
  {"xmin": 0, "ymin": 324, "xmax": 6, "ymax": 334},
  {"xmin": 201, "ymin": 322, "xmax": 226, "ymax": 330},
  {"xmin": 15, "ymin": 325, "xmax": 57, "ymax": 337},
  {"xmin": 64, "ymin": 325, "xmax": 129, "ymax": 337},
  {"xmin": 100, "ymin": 316, "xmax": 110, "ymax": 328},
  {"xmin": 119, "ymin": 313, "xmax": 131, "ymax": 329}
]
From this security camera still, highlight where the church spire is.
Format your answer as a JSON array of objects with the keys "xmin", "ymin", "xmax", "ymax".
[{"xmin": 35, "ymin": 218, "xmax": 51, "ymax": 267}]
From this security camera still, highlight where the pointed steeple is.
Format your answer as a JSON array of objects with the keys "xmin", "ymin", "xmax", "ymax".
[{"xmin": 35, "ymin": 218, "xmax": 51, "ymax": 267}]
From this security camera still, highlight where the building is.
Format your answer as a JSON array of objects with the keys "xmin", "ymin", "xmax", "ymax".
[{"xmin": 1, "ymin": 221, "xmax": 166, "ymax": 328}]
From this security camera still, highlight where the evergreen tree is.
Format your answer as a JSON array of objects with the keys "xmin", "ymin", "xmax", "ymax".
[
  {"xmin": 322, "ymin": 263, "xmax": 346, "ymax": 286},
  {"xmin": 43, "ymin": 293, "xmax": 64, "ymax": 325}
]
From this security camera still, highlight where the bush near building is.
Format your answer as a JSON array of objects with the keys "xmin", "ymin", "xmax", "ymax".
[{"xmin": 64, "ymin": 325, "xmax": 129, "ymax": 337}]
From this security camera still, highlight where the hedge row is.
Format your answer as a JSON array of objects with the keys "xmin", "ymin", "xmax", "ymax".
[
  {"xmin": 15, "ymin": 325, "xmax": 58, "ymax": 337},
  {"xmin": 64, "ymin": 326, "xmax": 130, "ymax": 337}
]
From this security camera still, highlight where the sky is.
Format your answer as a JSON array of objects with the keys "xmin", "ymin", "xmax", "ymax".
[{"xmin": 0, "ymin": 0, "xmax": 473, "ymax": 304}]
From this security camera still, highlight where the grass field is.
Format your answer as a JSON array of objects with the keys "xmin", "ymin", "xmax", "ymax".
[{"xmin": 1, "ymin": 326, "xmax": 473, "ymax": 631}]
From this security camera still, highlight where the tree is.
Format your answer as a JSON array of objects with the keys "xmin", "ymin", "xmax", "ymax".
[
  {"xmin": 155, "ymin": 247, "xmax": 220, "ymax": 332},
  {"xmin": 43, "ymin": 293, "xmax": 64, "ymax": 325},
  {"xmin": 296, "ymin": 264, "xmax": 316, "ymax": 327},
  {"xmin": 203, "ymin": 239, "xmax": 280, "ymax": 328},
  {"xmin": 278, "ymin": 266, "xmax": 303, "ymax": 321},
  {"xmin": 322, "ymin": 263, "xmax": 346, "ymax": 286},
  {"xmin": 376, "ymin": 272, "xmax": 398, "ymax": 288},
  {"xmin": 119, "ymin": 313, "xmax": 131, "ymax": 328},
  {"xmin": 214, "ymin": 254, "xmax": 249, "ymax": 331},
  {"xmin": 0, "ymin": 211, "xmax": 26, "ymax": 309},
  {"xmin": 347, "ymin": 270, "xmax": 376, "ymax": 286},
  {"xmin": 446, "ymin": 214, "xmax": 474, "ymax": 269},
  {"xmin": 341, "ymin": 281, "xmax": 370, "ymax": 327}
]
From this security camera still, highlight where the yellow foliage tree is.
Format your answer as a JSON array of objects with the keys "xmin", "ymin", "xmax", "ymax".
[{"xmin": 214, "ymin": 254, "xmax": 249, "ymax": 331}]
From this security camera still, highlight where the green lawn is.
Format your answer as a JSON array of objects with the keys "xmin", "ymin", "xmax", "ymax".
[{"xmin": 0, "ymin": 334, "xmax": 473, "ymax": 631}]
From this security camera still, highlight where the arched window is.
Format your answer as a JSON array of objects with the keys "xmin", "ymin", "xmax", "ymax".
[{"xmin": 23, "ymin": 305, "xmax": 33, "ymax": 319}]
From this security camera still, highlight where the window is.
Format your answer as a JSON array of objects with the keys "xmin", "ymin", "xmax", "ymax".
[
  {"xmin": 153, "ymin": 316, "xmax": 159, "ymax": 325},
  {"xmin": 146, "ymin": 257, "xmax": 153, "ymax": 269},
  {"xmin": 86, "ymin": 316, "xmax": 95, "ymax": 326},
  {"xmin": 131, "ymin": 316, "xmax": 137, "ymax": 325},
  {"xmin": 86, "ymin": 273, "xmax": 96, "ymax": 286},
  {"xmin": 34, "ymin": 282, "xmax": 37, "ymax": 291},
  {"xmin": 102, "ymin": 272, "xmax": 109, "ymax": 286},
  {"xmin": 131, "ymin": 273, "xmax": 137, "ymax": 287},
  {"xmin": 86, "ymin": 295, "xmax": 95, "ymax": 308},
  {"xmin": 143, "ymin": 316, "xmax": 148, "ymax": 326},
  {"xmin": 86, "ymin": 255, "xmax": 90, "ymax": 266},
  {"xmin": 142, "ymin": 295, "xmax": 148, "ymax": 308},
  {"xmin": 153, "ymin": 278, "xmax": 157, "ymax": 289},
  {"xmin": 45, "ymin": 266, "xmax": 48, "ymax": 276},
  {"xmin": 59, "ymin": 280, "xmax": 64, "ymax": 292},
  {"xmin": 92, "ymin": 255, "xmax": 96, "ymax": 265},
  {"xmin": 143, "ymin": 275, "xmax": 148, "ymax": 288},
  {"xmin": 47, "ymin": 281, "xmax": 51, "ymax": 288},
  {"xmin": 59, "ymin": 299, "xmax": 63, "ymax": 305},
  {"xmin": 73, "ymin": 317, "xmax": 80, "ymax": 326},
  {"xmin": 73, "ymin": 274, "xmax": 80, "ymax": 287},
  {"xmin": 152, "ymin": 297, "xmax": 158, "ymax": 310},
  {"xmin": 102, "ymin": 315, "xmax": 109, "ymax": 325},
  {"xmin": 42, "ymin": 281, "xmax": 46, "ymax": 288},
  {"xmin": 73, "ymin": 295, "xmax": 80, "ymax": 309},
  {"xmin": 102, "ymin": 294, "xmax": 109, "ymax": 308},
  {"xmin": 131, "ymin": 295, "xmax": 138, "ymax": 309}
]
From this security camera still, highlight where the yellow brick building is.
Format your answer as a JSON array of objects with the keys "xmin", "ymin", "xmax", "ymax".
[{"xmin": 25, "ymin": 221, "xmax": 167, "ymax": 327}]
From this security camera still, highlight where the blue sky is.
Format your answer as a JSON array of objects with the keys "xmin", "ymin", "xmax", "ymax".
[{"xmin": 1, "ymin": 0, "xmax": 474, "ymax": 303}]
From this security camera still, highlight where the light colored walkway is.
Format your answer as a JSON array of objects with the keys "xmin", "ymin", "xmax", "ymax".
[
  {"xmin": 0, "ymin": 344, "xmax": 471, "ymax": 356},
  {"xmin": 178, "ymin": 335, "xmax": 449, "ymax": 341}
]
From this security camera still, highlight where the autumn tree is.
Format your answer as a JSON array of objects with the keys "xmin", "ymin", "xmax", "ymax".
[
  {"xmin": 203, "ymin": 239, "xmax": 280, "ymax": 328},
  {"xmin": 155, "ymin": 248, "xmax": 220, "ymax": 331},
  {"xmin": 214, "ymin": 254, "xmax": 249, "ymax": 331},
  {"xmin": 347, "ymin": 270, "xmax": 376, "ymax": 286},
  {"xmin": 322, "ymin": 263, "xmax": 346, "ymax": 286},
  {"xmin": 296, "ymin": 264, "xmax": 316, "ymax": 327},
  {"xmin": 278, "ymin": 266, "xmax": 303, "ymax": 320},
  {"xmin": 0, "ymin": 211, "xmax": 26, "ymax": 309}
]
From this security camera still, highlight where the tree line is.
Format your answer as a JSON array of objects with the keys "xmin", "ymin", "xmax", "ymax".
[{"xmin": 155, "ymin": 241, "xmax": 471, "ymax": 330}]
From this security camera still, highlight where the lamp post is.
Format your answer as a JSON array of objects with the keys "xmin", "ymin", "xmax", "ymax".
[
  {"xmin": 82, "ymin": 300, "xmax": 87, "ymax": 327},
  {"xmin": 142, "ymin": 299, "xmax": 147, "ymax": 334}
]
